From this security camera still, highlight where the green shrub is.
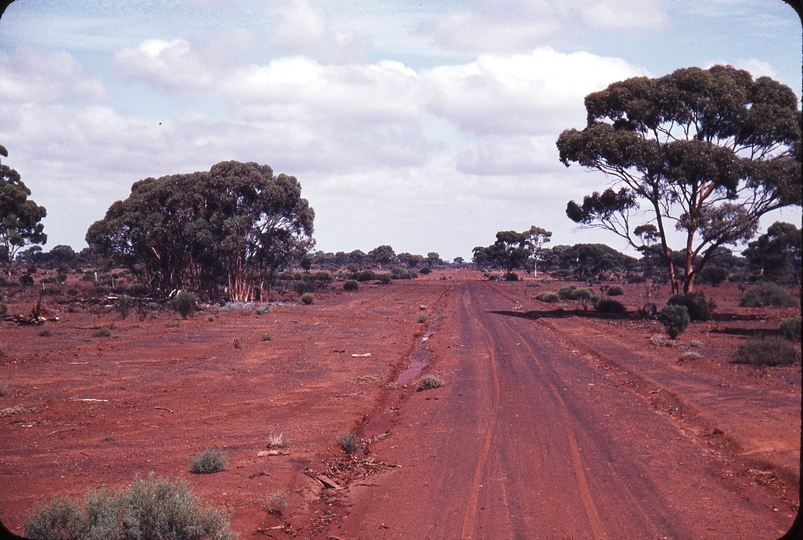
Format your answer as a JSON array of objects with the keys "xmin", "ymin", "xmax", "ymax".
[
  {"xmin": 733, "ymin": 336, "xmax": 801, "ymax": 366},
  {"xmin": 256, "ymin": 305, "xmax": 270, "ymax": 315},
  {"xmin": 740, "ymin": 282, "xmax": 798, "ymax": 308},
  {"xmin": 66, "ymin": 287, "xmax": 79, "ymax": 297},
  {"xmin": 596, "ymin": 299, "xmax": 626, "ymax": 314},
  {"xmin": 92, "ymin": 327, "xmax": 111, "ymax": 338},
  {"xmin": 126, "ymin": 282, "xmax": 148, "ymax": 296},
  {"xmin": 264, "ymin": 490, "xmax": 289, "ymax": 514},
  {"xmin": 606, "ymin": 285, "xmax": 624, "ymax": 296},
  {"xmin": 343, "ymin": 280, "xmax": 359, "ymax": 292},
  {"xmin": 20, "ymin": 274, "xmax": 34, "ymax": 286},
  {"xmin": 337, "ymin": 431, "xmax": 361, "ymax": 454},
  {"xmin": 627, "ymin": 274, "xmax": 647, "ymax": 284},
  {"xmin": 117, "ymin": 294, "xmax": 133, "ymax": 319},
  {"xmin": 39, "ymin": 329, "xmax": 52, "ymax": 337},
  {"xmin": 356, "ymin": 270, "xmax": 375, "ymax": 282},
  {"xmin": 659, "ymin": 304, "xmax": 690, "ymax": 339},
  {"xmin": 94, "ymin": 285, "xmax": 110, "ymax": 295},
  {"xmin": 190, "ymin": 448, "xmax": 228, "ymax": 474},
  {"xmin": 293, "ymin": 280, "xmax": 315, "ymax": 294},
  {"xmin": 376, "ymin": 273, "xmax": 392, "ymax": 284},
  {"xmin": 174, "ymin": 291, "xmax": 198, "ymax": 318},
  {"xmin": 0, "ymin": 303, "xmax": 7, "ymax": 315},
  {"xmin": 536, "ymin": 291, "xmax": 559, "ymax": 303},
  {"xmin": 503, "ymin": 272, "xmax": 518, "ymax": 281},
  {"xmin": 557, "ymin": 285, "xmax": 576, "ymax": 299},
  {"xmin": 416, "ymin": 313, "xmax": 428, "ymax": 323},
  {"xmin": 781, "ymin": 317, "xmax": 801, "ymax": 342},
  {"xmin": 667, "ymin": 292, "xmax": 715, "ymax": 321},
  {"xmin": 24, "ymin": 474, "xmax": 235, "ymax": 540},
  {"xmin": 300, "ymin": 293, "xmax": 314, "ymax": 305},
  {"xmin": 419, "ymin": 266, "xmax": 432, "ymax": 275},
  {"xmin": 416, "ymin": 374, "xmax": 444, "ymax": 391},
  {"xmin": 699, "ymin": 266, "xmax": 729, "ymax": 286}
]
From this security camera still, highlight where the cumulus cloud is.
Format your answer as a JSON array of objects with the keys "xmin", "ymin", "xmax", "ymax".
[
  {"xmin": 432, "ymin": 0, "xmax": 668, "ymax": 53},
  {"xmin": 114, "ymin": 38, "xmax": 219, "ymax": 93},
  {"xmin": 0, "ymin": 48, "xmax": 107, "ymax": 104},
  {"xmin": 269, "ymin": 0, "xmax": 367, "ymax": 62}
]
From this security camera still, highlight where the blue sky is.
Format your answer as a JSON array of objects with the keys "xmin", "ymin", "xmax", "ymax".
[{"xmin": 0, "ymin": 0, "xmax": 800, "ymax": 261}]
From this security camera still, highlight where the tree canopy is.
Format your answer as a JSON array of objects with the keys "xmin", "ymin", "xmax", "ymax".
[
  {"xmin": 557, "ymin": 65, "xmax": 801, "ymax": 294},
  {"xmin": 473, "ymin": 226, "xmax": 552, "ymax": 274},
  {"xmin": 0, "ymin": 144, "xmax": 47, "ymax": 276},
  {"xmin": 742, "ymin": 221, "xmax": 802, "ymax": 286},
  {"xmin": 86, "ymin": 161, "xmax": 314, "ymax": 301}
]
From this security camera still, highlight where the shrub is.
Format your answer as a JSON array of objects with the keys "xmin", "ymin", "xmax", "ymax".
[
  {"xmin": 256, "ymin": 305, "xmax": 270, "ymax": 315},
  {"xmin": 557, "ymin": 285, "xmax": 576, "ymax": 299},
  {"xmin": 117, "ymin": 294, "xmax": 133, "ymax": 319},
  {"xmin": 376, "ymin": 273, "xmax": 392, "ymax": 284},
  {"xmin": 606, "ymin": 285, "xmax": 624, "ymax": 297},
  {"xmin": 416, "ymin": 374, "xmax": 444, "ymax": 391},
  {"xmin": 740, "ymin": 282, "xmax": 798, "ymax": 308},
  {"xmin": 20, "ymin": 274, "xmax": 34, "ymax": 286},
  {"xmin": 66, "ymin": 287, "xmax": 79, "ymax": 297},
  {"xmin": 0, "ymin": 303, "xmax": 7, "ymax": 315},
  {"xmin": 126, "ymin": 282, "xmax": 148, "ymax": 296},
  {"xmin": 293, "ymin": 280, "xmax": 315, "ymax": 294},
  {"xmin": 337, "ymin": 431, "xmax": 360, "ymax": 454},
  {"xmin": 658, "ymin": 304, "xmax": 690, "ymax": 339},
  {"xmin": 627, "ymin": 274, "xmax": 647, "ymax": 284},
  {"xmin": 299, "ymin": 293, "xmax": 313, "ymax": 305},
  {"xmin": 343, "ymin": 280, "xmax": 359, "ymax": 292},
  {"xmin": 781, "ymin": 317, "xmax": 801, "ymax": 342},
  {"xmin": 261, "ymin": 333, "xmax": 273, "ymax": 341},
  {"xmin": 667, "ymin": 293, "xmax": 715, "ymax": 321},
  {"xmin": 416, "ymin": 313, "xmax": 428, "ymax": 323},
  {"xmin": 190, "ymin": 448, "xmax": 228, "ymax": 474},
  {"xmin": 267, "ymin": 433, "xmax": 289, "ymax": 449},
  {"xmin": 503, "ymin": 272, "xmax": 518, "ymax": 281},
  {"xmin": 595, "ymin": 299, "xmax": 626, "ymax": 314},
  {"xmin": 174, "ymin": 291, "xmax": 198, "ymax": 318},
  {"xmin": 733, "ymin": 336, "xmax": 800, "ymax": 367},
  {"xmin": 356, "ymin": 270, "xmax": 375, "ymax": 282},
  {"xmin": 536, "ymin": 291, "xmax": 559, "ymax": 303},
  {"xmin": 699, "ymin": 266, "xmax": 729, "ymax": 287},
  {"xmin": 93, "ymin": 327, "xmax": 111, "ymax": 338},
  {"xmin": 94, "ymin": 285, "xmax": 110, "ymax": 295},
  {"xmin": 39, "ymin": 329, "xmax": 52, "ymax": 337},
  {"xmin": 264, "ymin": 490, "xmax": 289, "ymax": 514},
  {"xmin": 419, "ymin": 266, "xmax": 432, "ymax": 275},
  {"xmin": 24, "ymin": 474, "xmax": 236, "ymax": 540}
]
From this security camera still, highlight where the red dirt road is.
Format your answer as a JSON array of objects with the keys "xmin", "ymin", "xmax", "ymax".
[{"xmin": 323, "ymin": 279, "xmax": 799, "ymax": 539}]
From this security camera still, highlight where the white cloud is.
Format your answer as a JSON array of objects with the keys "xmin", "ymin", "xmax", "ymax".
[
  {"xmin": 269, "ymin": 0, "xmax": 368, "ymax": 62},
  {"xmin": 0, "ymin": 48, "xmax": 107, "ymax": 104},
  {"xmin": 114, "ymin": 38, "xmax": 218, "ymax": 93}
]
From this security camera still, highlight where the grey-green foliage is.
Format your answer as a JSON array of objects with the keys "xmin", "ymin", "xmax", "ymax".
[
  {"xmin": 781, "ymin": 316, "xmax": 801, "ymax": 342},
  {"xmin": 190, "ymin": 448, "xmax": 228, "ymax": 474},
  {"xmin": 733, "ymin": 336, "xmax": 801, "ymax": 367},
  {"xmin": 24, "ymin": 474, "xmax": 236, "ymax": 540},
  {"xmin": 740, "ymin": 282, "xmax": 798, "ymax": 307},
  {"xmin": 174, "ymin": 291, "xmax": 198, "ymax": 318},
  {"xmin": 659, "ymin": 304, "xmax": 690, "ymax": 339}
]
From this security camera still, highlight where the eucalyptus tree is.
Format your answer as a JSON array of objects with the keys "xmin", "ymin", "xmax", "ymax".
[
  {"xmin": 557, "ymin": 65, "xmax": 801, "ymax": 294},
  {"xmin": 0, "ymin": 145, "xmax": 47, "ymax": 277},
  {"xmin": 87, "ymin": 161, "xmax": 314, "ymax": 300}
]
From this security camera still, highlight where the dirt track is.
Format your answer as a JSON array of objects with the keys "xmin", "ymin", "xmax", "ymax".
[
  {"xmin": 0, "ymin": 272, "xmax": 799, "ymax": 539},
  {"xmin": 322, "ymin": 278, "xmax": 799, "ymax": 539}
]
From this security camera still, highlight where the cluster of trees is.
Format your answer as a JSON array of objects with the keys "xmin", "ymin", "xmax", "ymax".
[
  {"xmin": 1, "ymin": 66, "xmax": 800, "ymax": 302},
  {"xmin": 86, "ymin": 161, "xmax": 314, "ymax": 301}
]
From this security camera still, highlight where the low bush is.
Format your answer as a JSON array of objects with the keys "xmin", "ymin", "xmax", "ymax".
[
  {"xmin": 419, "ymin": 266, "xmax": 432, "ymax": 275},
  {"xmin": 606, "ymin": 285, "xmax": 624, "ymax": 297},
  {"xmin": 536, "ymin": 291, "xmax": 559, "ymax": 303},
  {"xmin": 93, "ymin": 327, "xmax": 111, "ymax": 338},
  {"xmin": 595, "ymin": 299, "xmax": 626, "ymax": 314},
  {"xmin": 39, "ymin": 329, "xmax": 51, "ymax": 337},
  {"xmin": 337, "ymin": 431, "xmax": 360, "ymax": 454},
  {"xmin": 0, "ymin": 303, "xmax": 7, "ymax": 315},
  {"xmin": 627, "ymin": 274, "xmax": 647, "ymax": 284},
  {"xmin": 256, "ymin": 305, "xmax": 270, "ymax": 315},
  {"xmin": 740, "ymin": 282, "xmax": 798, "ymax": 308},
  {"xmin": 20, "ymin": 275, "xmax": 34, "ymax": 286},
  {"xmin": 699, "ymin": 266, "xmax": 729, "ymax": 287},
  {"xmin": 781, "ymin": 317, "xmax": 801, "ymax": 342},
  {"xmin": 261, "ymin": 333, "xmax": 273, "ymax": 341},
  {"xmin": 557, "ymin": 285, "xmax": 576, "ymax": 299},
  {"xmin": 376, "ymin": 273, "xmax": 392, "ymax": 284},
  {"xmin": 658, "ymin": 304, "xmax": 690, "ymax": 339},
  {"xmin": 264, "ymin": 490, "xmax": 289, "ymax": 514},
  {"xmin": 300, "ymin": 293, "xmax": 314, "ymax": 305},
  {"xmin": 190, "ymin": 448, "xmax": 228, "ymax": 474},
  {"xmin": 503, "ymin": 272, "xmax": 518, "ymax": 281},
  {"xmin": 66, "ymin": 287, "xmax": 79, "ymax": 297},
  {"xmin": 416, "ymin": 313, "xmax": 428, "ymax": 323},
  {"xmin": 343, "ymin": 280, "xmax": 359, "ymax": 292},
  {"xmin": 117, "ymin": 294, "xmax": 133, "ymax": 319},
  {"xmin": 416, "ymin": 374, "xmax": 444, "ymax": 391},
  {"xmin": 355, "ymin": 270, "xmax": 375, "ymax": 282},
  {"xmin": 126, "ymin": 282, "xmax": 148, "ymax": 296},
  {"xmin": 94, "ymin": 285, "xmax": 110, "ymax": 295},
  {"xmin": 174, "ymin": 291, "xmax": 198, "ymax": 318},
  {"xmin": 667, "ymin": 292, "xmax": 715, "ymax": 321},
  {"xmin": 733, "ymin": 336, "xmax": 800, "ymax": 367},
  {"xmin": 293, "ymin": 280, "xmax": 316, "ymax": 294},
  {"xmin": 24, "ymin": 474, "xmax": 235, "ymax": 540}
]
